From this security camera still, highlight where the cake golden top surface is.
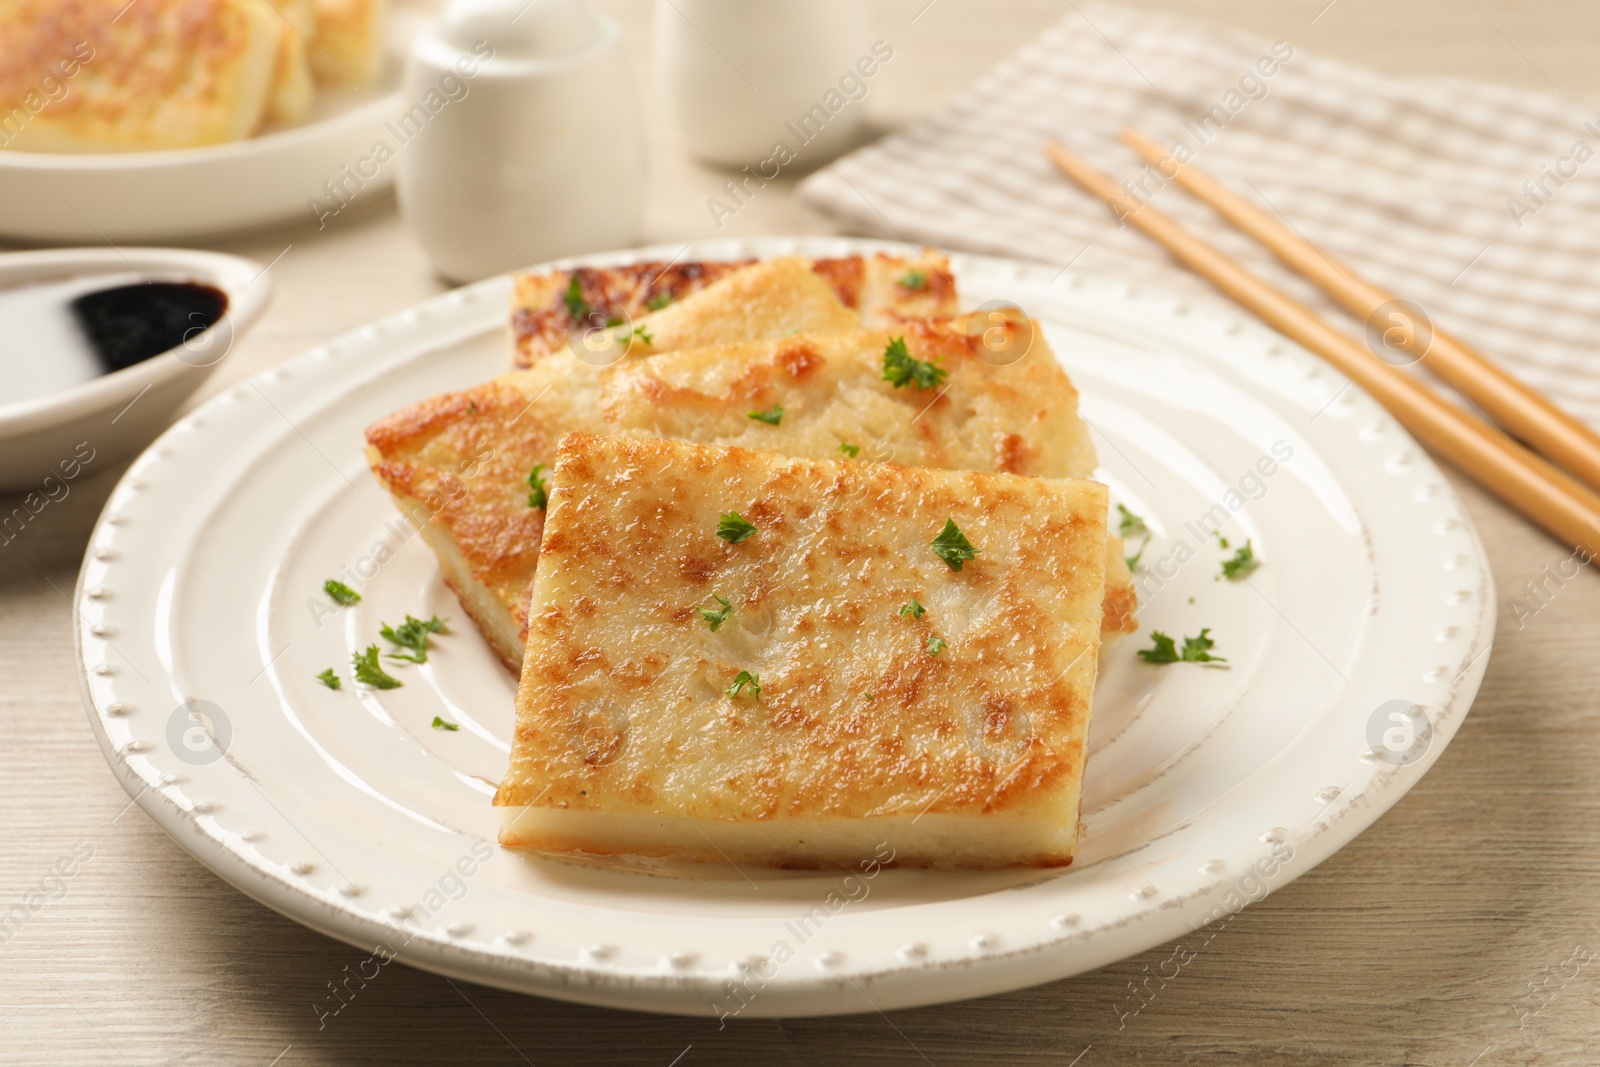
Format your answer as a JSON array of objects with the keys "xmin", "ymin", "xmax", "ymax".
[
  {"xmin": 365, "ymin": 321, "xmax": 1103, "ymax": 642},
  {"xmin": 494, "ymin": 433, "xmax": 1108, "ymax": 824}
]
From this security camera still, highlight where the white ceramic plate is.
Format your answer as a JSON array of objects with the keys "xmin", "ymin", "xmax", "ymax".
[{"xmin": 75, "ymin": 237, "xmax": 1494, "ymax": 1017}]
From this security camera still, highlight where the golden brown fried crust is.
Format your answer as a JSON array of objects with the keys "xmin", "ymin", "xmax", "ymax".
[
  {"xmin": 512, "ymin": 260, "xmax": 755, "ymax": 368},
  {"xmin": 509, "ymin": 253, "xmax": 960, "ymax": 368},
  {"xmin": 366, "ymin": 322, "xmax": 1136, "ymax": 667},
  {"xmin": 496, "ymin": 432, "xmax": 1107, "ymax": 834}
]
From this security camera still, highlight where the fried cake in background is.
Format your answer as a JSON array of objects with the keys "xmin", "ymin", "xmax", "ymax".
[
  {"xmin": 0, "ymin": 0, "xmax": 282, "ymax": 151},
  {"xmin": 263, "ymin": 0, "xmax": 315, "ymax": 124},
  {"xmin": 495, "ymin": 432, "xmax": 1109, "ymax": 870},
  {"xmin": 510, "ymin": 252, "xmax": 958, "ymax": 367},
  {"xmin": 0, "ymin": 0, "xmax": 387, "ymax": 152},
  {"xmin": 365, "ymin": 320, "xmax": 1136, "ymax": 671},
  {"xmin": 310, "ymin": 0, "xmax": 387, "ymax": 87}
]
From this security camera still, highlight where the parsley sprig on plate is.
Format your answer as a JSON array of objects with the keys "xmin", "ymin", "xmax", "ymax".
[
  {"xmin": 324, "ymin": 579, "xmax": 361, "ymax": 606},
  {"xmin": 1137, "ymin": 628, "xmax": 1228, "ymax": 667},
  {"xmin": 1220, "ymin": 540, "xmax": 1259, "ymax": 580},
  {"xmin": 1116, "ymin": 504, "xmax": 1152, "ymax": 571},
  {"xmin": 352, "ymin": 645, "xmax": 403, "ymax": 689},
  {"xmin": 380, "ymin": 614, "xmax": 449, "ymax": 664},
  {"xmin": 748, "ymin": 404, "xmax": 784, "ymax": 426}
]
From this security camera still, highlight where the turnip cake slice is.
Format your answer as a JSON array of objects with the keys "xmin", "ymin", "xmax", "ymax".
[{"xmin": 494, "ymin": 432, "xmax": 1109, "ymax": 869}]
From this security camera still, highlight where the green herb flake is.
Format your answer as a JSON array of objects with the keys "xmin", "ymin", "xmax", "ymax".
[
  {"xmin": 563, "ymin": 275, "xmax": 589, "ymax": 321},
  {"xmin": 1218, "ymin": 535, "xmax": 1230, "ymax": 549},
  {"xmin": 899, "ymin": 599, "xmax": 926, "ymax": 619},
  {"xmin": 316, "ymin": 668, "xmax": 341, "ymax": 690},
  {"xmin": 380, "ymin": 614, "xmax": 449, "ymax": 664},
  {"xmin": 898, "ymin": 269, "xmax": 928, "ymax": 291},
  {"xmin": 881, "ymin": 336, "xmax": 948, "ymax": 390},
  {"xmin": 748, "ymin": 404, "xmax": 784, "ymax": 426},
  {"xmin": 717, "ymin": 511, "xmax": 758, "ymax": 544},
  {"xmin": 431, "ymin": 716, "xmax": 460, "ymax": 731},
  {"xmin": 696, "ymin": 593, "xmax": 735, "ymax": 632},
  {"xmin": 930, "ymin": 518, "xmax": 979, "ymax": 571},
  {"xmin": 837, "ymin": 442, "xmax": 861, "ymax": 458},
  {"xmin": 352, "ymin": 645, "xmax": 403, "ymax": 689},
  {"xmin": 324, "ymin": 579, "xmax": 361, "ymax": 606},
  {"xmin": 646, "ymin": 293, "xmax": 672, "ymax": 311},
  {"xmin": 605, "ymin": 316, "xmax": 624, "ymax": 328},
  {"xmin": 1116, "ymin": 504, "xmax": 1149, "ymax": 539},
  {"xmin": 1137, "ymin": 628, "xmax": 1228, "ymax": 667},
  {"xmin": 633, "ymin": 325, "xmax": 654, "ymax": 345},
  {"xmin": 727, "ymin": 670, "xmax": 761, "ymax": 702},
  {"xmin": 926, "ymin": 635, "xmax": 947, "ymax": 656},
  {"xmin": 526, "ymin": 463, "xmax": 549, "ymax": 509},
  {"xmin": 1220, "ymin": 540, "xmax": 1259, "ymax": 581},
  {"xmin": 1126, "ymin": 535, "xmax": 1152, "ymax": 571}
]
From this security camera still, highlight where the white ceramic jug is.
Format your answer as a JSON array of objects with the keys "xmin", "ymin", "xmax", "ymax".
[
  {"xmin": 656, "ymin": 0, "xmax": 873, "ymax": 168},
  {"xmin": 397, "ymin": 0, "xmax": 646, "ymax": 282}
]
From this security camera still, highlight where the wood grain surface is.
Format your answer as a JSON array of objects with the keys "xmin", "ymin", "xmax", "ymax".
[{"xmin": 5, "ymin": 2, "xmax": 1600, "ymax": 1064}]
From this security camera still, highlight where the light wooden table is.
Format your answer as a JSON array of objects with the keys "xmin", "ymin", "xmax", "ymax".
[{"xmin": 5, "ymin": 2, "xmax": 1600, "ymax": 1063}]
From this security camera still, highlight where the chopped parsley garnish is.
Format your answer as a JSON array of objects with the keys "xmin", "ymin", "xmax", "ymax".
[
  {"xmin": 1218, "ymin": 534, "xmax": 1230, "ymax": 549},
  {"xmin": 605, "ymin": 316, "xmax": 624, "ymax": 328},
  {"xmin": 881, "ymin": 336, "xmax": 948, "ymax": 390},
  {"xmin": 324, "ymin": 579, "xmax": 361, "ymax": 606},
  {"xmin": 748, "ymin": 404, "xmax": 784, "ymax": 426},
  {"xmin": 646, "ymin": 293, "xmax": 672, "ymax": 311},
  {"xmin": 316, "ymin": 668, "xmax": 341, "ymax": 690},
  {"xmin": 716, "ymin": 511, "xmax": 757, "ymax": 544},
  {"xmin": 1116, "ymin": 504, "xmax": 1148, "ymax": 539},
  {"xmin": 632, "ymin": 325, "xmax": 654, "ymax": 345},
  {"xmin": 1126, "ymin": 536, "xmax": 1151, "ymax": 571},
  {"xmin": 526, "ymin": 463, "xmax": 548, "ymax": 508},
  {"xmin": 1137, "ymin": 628, "xmax": 1228, "ymax": 667},
  {"xmin": 931, "ymin": 519, "xmax": 979, "ymax": 571},
  {"xmin": 926, "ymin": 635, "xmax": 947, "ymax": 656},
  {"xmin": 352, "ymin": 645, "xmax": 403, "ymax": 688},
  {"xmin": 1220, "ymin": 540, "xmax": 1259, "ymax": 581},
  {"xmin": 696, "ymin": 592, "xmax": 734, "ymax": 632},
  {"xmin": 431, "ymin": 716, "xmax": 459, "ymax": 731},
  {"xmin": 899, "ymin": 599, "xmax": 926, "ymax": 619},
  {"xmin": 726, "ymin": 670, "xmax": 761, "ymax": 702},
  {"xmin": 837, "ymin": 442, "xmax": 861, "ymax": 458},
  {"xmin": 898, "ymin": 269, "xmax": 927, "ymax": 290},
  {"xmin": 563, "ymin": 275, "xmax": 589, "ymax": 321},
  {"xmin": 380, "ymin": 614, "xmax": 449, "ymax": 664}
]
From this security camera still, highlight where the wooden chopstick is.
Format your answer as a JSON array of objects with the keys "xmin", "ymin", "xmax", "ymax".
[
  {"xmin": 1042, "ymin": 140, "xmax": 1600, "ymax": 559},
  {"xmin": 1118, "ymin": 125, "xmax": 1600, "ymax": 497}
]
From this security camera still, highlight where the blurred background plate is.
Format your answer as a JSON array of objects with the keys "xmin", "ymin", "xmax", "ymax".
[{"xmin": 0, "ymin": 6, "xmax": 436, "ymax": 245}]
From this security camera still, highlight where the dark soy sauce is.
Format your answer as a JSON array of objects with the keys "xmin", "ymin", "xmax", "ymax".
[{"xmin": 69, "ymin": 282, "xmax": 229, "ymax": 373}]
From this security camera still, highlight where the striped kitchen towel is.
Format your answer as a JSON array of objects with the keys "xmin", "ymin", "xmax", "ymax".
[{"xmin": 797, "ymin": 3, "xmax": 1600, "ymax": 427}]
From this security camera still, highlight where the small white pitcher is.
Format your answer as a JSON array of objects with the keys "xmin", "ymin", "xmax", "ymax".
[{"xmin": 397, "ymin": 0, "xmax": 646, "ymax": 282}]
